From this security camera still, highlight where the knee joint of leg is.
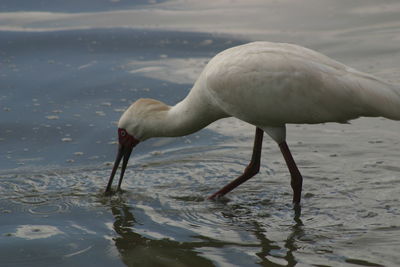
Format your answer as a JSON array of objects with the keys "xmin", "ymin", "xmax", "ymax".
[{"xmin": 245, "ymin": 163, "xmax": 260, "ymax": 176}]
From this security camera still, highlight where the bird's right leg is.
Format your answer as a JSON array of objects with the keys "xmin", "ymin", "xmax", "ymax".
[
  {"xmin": 278, "ymin": 141, "xmax": 303, "ymax": 204},
  {"xmin": 208, "ymin": 127, "xmax": 264, "ymax": 199}
]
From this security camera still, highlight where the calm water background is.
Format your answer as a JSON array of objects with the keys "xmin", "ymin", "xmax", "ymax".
[{"xmin": 1, "ymin": 0, "xmax": 400, "ymax": 266}]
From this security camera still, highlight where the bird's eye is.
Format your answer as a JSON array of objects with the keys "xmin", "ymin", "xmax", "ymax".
[{"xmin": 121, "ymin": 130, "xmax": 126, "ymax": 137}]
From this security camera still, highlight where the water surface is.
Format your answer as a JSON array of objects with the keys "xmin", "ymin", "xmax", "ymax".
[{"xmin": 1, "ymin": 0, "xmax": 400, "ymax": 266}]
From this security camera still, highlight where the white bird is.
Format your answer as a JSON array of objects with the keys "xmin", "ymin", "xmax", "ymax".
[{"xmin": 105, "ymin": 41, "xmax": 400, "ymax": 204}]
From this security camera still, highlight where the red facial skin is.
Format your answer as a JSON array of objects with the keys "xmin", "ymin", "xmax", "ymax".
[{"xmin": 118, "ymin": 128, "xmax": 140, "ymax": 148}]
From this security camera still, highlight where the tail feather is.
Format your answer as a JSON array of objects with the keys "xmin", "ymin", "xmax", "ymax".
[{"xmin": 355, "ymin": 74, "xmax": 400, "ymax": 121}]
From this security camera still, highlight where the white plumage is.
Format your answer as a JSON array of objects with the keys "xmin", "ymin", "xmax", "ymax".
[
  {"xmin": 119, "ymin": 41, "xmax": 400, "ymax": 142},
  {"xmin": 107, "ymin": 41, "xmax": 400, "ymax": 203}
]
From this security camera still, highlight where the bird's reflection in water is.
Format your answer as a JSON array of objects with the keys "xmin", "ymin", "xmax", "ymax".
[
  {"xmin": 255, "ymin": 205, "xmax": 303, "ymax": 266},
  {"xmin": 220, "ymin": 202, "xmax": 304, "ymax": 266},
  {"xmin": 107, "ymin": 195, "xmax": 214, "ymax": 267},
  {"xmin": 285, "ymin": 205, "xmax": 304, "ymax": 266},
  {"xmin": 106, "ymin": 194, "xmax": 304, "ymax": 267}
]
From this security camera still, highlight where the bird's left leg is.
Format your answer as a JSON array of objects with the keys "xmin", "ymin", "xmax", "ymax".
[
  {"xmin": 278, "ymin": 142, "xmax": 303, "ymax": 204},
  {"xmin": 208, "ymin": 127, "xmax": 264, "ymax": 199}
]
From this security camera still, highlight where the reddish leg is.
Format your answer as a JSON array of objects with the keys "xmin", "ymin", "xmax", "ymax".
[
  {"xmin": 208, "ymin": 127, "xmax": 264, "ymax": 199},
  {"xmin": 279, "ymin": 142, "xmax": 303, "ymax": 204}
]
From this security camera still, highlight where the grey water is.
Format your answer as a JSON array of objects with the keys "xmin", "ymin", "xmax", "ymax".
[{"xmin": 1, "ymin": 0, "xmax": 400, "ymax": 266}]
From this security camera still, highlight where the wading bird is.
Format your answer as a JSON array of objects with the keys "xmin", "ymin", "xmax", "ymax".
[{"xmin": 105, "ymin": 41, "xmax": 400, "ymax": 204}]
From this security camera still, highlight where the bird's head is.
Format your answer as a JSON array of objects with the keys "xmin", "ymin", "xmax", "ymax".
[{"xmin": 105, "ymin": 98, "xmax": 169, "ymax": 194}]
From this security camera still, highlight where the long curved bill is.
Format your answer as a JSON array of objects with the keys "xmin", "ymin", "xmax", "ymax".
[{"xmin": 105, "ymin": 144, "xmax": 134, "ymax": 194}]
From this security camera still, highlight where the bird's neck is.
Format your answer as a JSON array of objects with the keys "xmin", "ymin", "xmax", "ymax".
[
  {"xmin": 149, "ymin": 87, "xmax": 228, "ymax": 139},
  {"xmin": 158, "ymin": 102, "xmax": 220, "ymax": 138}
]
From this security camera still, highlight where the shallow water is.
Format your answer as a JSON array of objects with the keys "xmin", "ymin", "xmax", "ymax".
[{"xmin": 1, "ymin": 1, "xmax": 400, "ymax": 266}]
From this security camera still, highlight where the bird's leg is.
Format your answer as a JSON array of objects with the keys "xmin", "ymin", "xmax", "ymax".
[
  {"xmin": 208, "ymin": 127, "xmax": 264, "ymax": 200},
  {"xmin": 278, "ymin": 142, "xmax": 303, "ymax": 204}
]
